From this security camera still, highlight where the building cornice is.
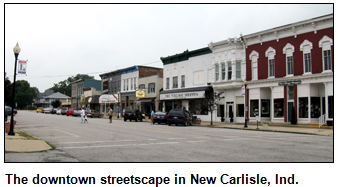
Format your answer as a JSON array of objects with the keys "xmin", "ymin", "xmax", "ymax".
[{"xmin": 160, "ymin": 47, "xmax": 212, "ymax": 65}]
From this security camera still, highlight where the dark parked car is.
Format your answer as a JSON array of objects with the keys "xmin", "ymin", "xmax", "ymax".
[
  {"xmin": 61, "ymin": 107, "xmax": 68, "ymax": 115},
  {"xmin": 51, "ymin": 108, "xmax": 58, "ymax": 114},
  {"xmin": 5, "ymin": 106, "xmax": 17, "ymax": 116},
  {"xmin": 124, "ymin": 109, "xmax": 144, "ymax": 122},
  {"xmin": 153, "ymin": 112, "xmax": 168, "ymax": 124},
  {"xmin": 167, "ymin": 109, "xmax": 192, "ymax": 126},
  {"xmin": 66, "ymin": 108, "xmax": 76, "ymax": 116},
  {"xmin": 87, "ymin": 109, "xmax": 101, "ymax": 118}
]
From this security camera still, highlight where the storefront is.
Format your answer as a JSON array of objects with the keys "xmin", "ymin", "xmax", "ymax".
[
  {"xmin": 121, "ymin": 92, "xmax": 136, "ymax": 113},
  {"xmin": 160, "ymin": 86, "xmax": 213, "ymax": 121},
  {"xmin": 99, "ymin": 94, "xmax": 118, "ymax": 116},
  {"xmin": 85, "ymin": 95, "xmax": 100, "ymax": 111}
]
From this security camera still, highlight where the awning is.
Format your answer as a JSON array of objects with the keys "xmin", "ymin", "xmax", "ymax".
[
  {"xmin": 137, "ymin": 97, "xmax": 155, "ymax": 103},
  {"xmin": 99, "ymin": 94, "xmax": 118, "ymax": 104},
  {"xmin": 160, "ymin": 86, "xmax": 213, "ymax": 100}
]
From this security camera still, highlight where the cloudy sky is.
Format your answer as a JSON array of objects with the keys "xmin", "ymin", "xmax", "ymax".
[{"xmin": 4, "ymin": 3, "xmax": 333, "ymax": 93}]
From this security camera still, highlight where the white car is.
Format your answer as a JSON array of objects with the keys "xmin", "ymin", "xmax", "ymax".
[{"xmin": 56, "ymin": 109, "xmax": 62, "ymax": 115}]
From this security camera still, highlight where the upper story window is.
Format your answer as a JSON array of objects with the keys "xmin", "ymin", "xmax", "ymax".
[
  {"xmin": 215, "ymin": 64, "xmax": 219, "ymax": 81},
  {"xmin": 265, "ymin": 47, "xmax": 276, "ymax": 78},
  {"xmin": 130, "ymin": 78, "xmax": 133, "ymax": 90},
  {"xmin": 249, "ymin": 50, "xmax": 259, "ymax": 80},
  {"xmin": 300, "ymin": 40, "xmax": 313, "ymax": 74},
  {"xmin": 319, "ymin": 35, "xmax": 333, "ymax": 72},
  {"xmin": 126, "ymin": 79, "xmax": 129, "ymax": 91},
  {"xmin": 134, "ymin": 78, "xmax": 136, "ymax": 91},
  {"xmin": 173, "ymin": 76, "xmax": 178, "ymax": 88},
  {"xmin": 283, "ymin": 43, "xmax": 295, "ymax": 76},
  {"xmin": 139, "ymin": 84, "xmax": 145, "ymax": 89},
  {"xmin": 236, "ymin": 61, "xmax": 241, "ymax": 79},
  {"xmin": 227, "ymin": 62, "xmax": 232, "ymax": 80},
  {"xmin": 166, "ymin": 78, "xmax": 169, "ymax": 89},
  {"xmin": 221, "ymin": 63, "xmax": 226, "ymax": 80},
  {"xmin": 181, "ymin": 75, "xmax": 185, "ymax": 88},
  {"xmin": 148, "ymin": 83, "xmax": 155, "ymax": 93}
]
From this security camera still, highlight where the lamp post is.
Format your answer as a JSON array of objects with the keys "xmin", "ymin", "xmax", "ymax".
[
  {"xmin": 9, "ymin": 43, "xmax": 21, "ymax": 136},
  {"xmin": 117, "ymin": 91, "xmax": 120, "ymax": 118},
  {"xmin": 244, "ymin": 80, "xmax": 248, "ymax": 128}
]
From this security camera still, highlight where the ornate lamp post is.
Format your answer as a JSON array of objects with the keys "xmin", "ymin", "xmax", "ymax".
[
  {"xmin": 9, "ymin": 43, "xmax": 21, "ymax": 135},
  {"xmin": 244, "ymin": 80, "xmax": 248, "ymax": 128}
]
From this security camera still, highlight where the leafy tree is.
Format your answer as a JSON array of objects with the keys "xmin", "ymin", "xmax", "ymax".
[
  {"xmin": 7, "ymin": 80, "xmax": 36, "ymax": 109},
  {"xmin": 5, "ymin": 73, "xmax": 12, "ymax": 105},
  {"xmin": 205, "ymin": 91, "xmax": 224, "ymax": 126},
  {"xmin": 51, "ymin": 99, "xmax": 61, "ymax": 108},
  {"xmin": 49, "ymin": 74, "xmax": 94, "ymax": 97}
]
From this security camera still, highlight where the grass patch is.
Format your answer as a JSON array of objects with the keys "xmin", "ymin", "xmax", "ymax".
[
  {"xmin": 16, "ymin": 131, "xmax": 39, "ymax": 140},
  {"xmin": 45, "ymin": 141, "xmax": 56, "ymax": 150}
]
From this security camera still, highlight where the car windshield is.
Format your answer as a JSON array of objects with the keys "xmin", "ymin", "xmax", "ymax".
[
  {"xmin": 125, "ymin": 109, "xmax": 135, "ymax": 113},
  {"xmin": 155, "ymin": 112, "xmax": 166, "ymax": 115}
]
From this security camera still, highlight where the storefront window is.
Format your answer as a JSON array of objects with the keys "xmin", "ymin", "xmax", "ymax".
[
  {"xmin": 274, "ymin": 99, "xmax": 284, "ymax": 117},
  {"xmin": 299, "ymin": 97, "xmax": 308, "ymax": 118},
  {"xmin": 250, "ymin": 100, "xmax": 259, "ymax": 117},
  {"xmin": 310, "ymin": 97, "xmax": 320, "ymax": 118},
  {"xmin": 189, "ymin": 99, "xmax": 208, "ymax": 115},
  {"xmin": 261, "ymin": 100, "xmax": 270, "ymax": 117},
  {"xmin": 236, "ymin": 104, "xmax": 244, "ymax": 117},
  {"xmin": 328, "ymin": 96, "xmax": 333, "ymax": 118}
]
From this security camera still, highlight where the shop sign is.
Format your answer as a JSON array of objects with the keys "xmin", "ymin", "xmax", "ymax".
[
  {"xmin": 278, "ymin": 80, "xmax": 301, "ymax": 86},
  {"xmin": 160, "ymin": 91, "xmax": 205, "ymax": 100},
  {"xmin": 136, "ymin": 89, "xmax": 145, "ymax": 98}
]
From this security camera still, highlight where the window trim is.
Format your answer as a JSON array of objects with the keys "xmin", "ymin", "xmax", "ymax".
[
  {"xmin": 283, "ymin": 43, "xmax": 295, "ymax": 76},
  {"xmin": 249, "ymin": 50, "xmax": 259, "ymax": 80},
  {"xmin": 265, "ymin": 47, "xmax": 276, "ymax": 78},
  {"xmin": 300, "ymin": 40, "xmax": 313, "ymax": 75},
  {"xmin": 319, "ymin": 36, "xmax": 333, "ymax": 72}
]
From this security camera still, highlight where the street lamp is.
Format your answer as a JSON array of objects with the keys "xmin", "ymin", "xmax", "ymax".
[
  {"xmin": 9, "ymin": 43, "xmax": 21, "ymax": 135},
  {"xmin": 244, "ymin": 80, "xmax": 248, "ymax": 128},
  {"xmin": 117, "ymin": 91, "xmax": 120, "ymax": 118}
]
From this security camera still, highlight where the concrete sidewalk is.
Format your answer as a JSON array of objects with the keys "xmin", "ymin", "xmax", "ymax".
[{"xmin": 5, "ymin": 117, "xmax": 333, "ymax": 153}]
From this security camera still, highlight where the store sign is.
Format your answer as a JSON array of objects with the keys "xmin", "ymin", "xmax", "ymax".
[
  {"xmin": 136, "ymin": 89, "xmax": 145, "ymax": 98},
  {"xmin": 278, "ymin": 80, "xmax": 301, "ymax": 86},
  {"xmin": 160, "ymin": 91, "xmax": 205, "ymax": 100}
]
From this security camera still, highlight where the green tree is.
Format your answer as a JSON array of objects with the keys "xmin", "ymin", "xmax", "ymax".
[
  {"xmin": 8, "ymin": 80, "xmax": 36, "ymax": 109},
  {"xmin": 51, "ymin": 99, "xmax": 61, "ymax": 108},
  {"xmin": 49, "ymin": 74, "xmax": 94, "ymax": 96},
  {"xmin": 205, "ymin": 92, "xmax": 224, "ymax": 126},
  {"xmin": 5, "ymin": 73, "xmax": 12, "ymax": 105}
]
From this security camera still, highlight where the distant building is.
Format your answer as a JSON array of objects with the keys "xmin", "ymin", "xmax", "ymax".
[
  {"xmin": 40, "ymin": 92, "xmax": 69, "ymax": 108},
  {"xmin": 70, "ymin": 79, "xmax": 101, "ymax": 109},
  {"xmin": 34, "ymin": 89, "xmax": 55, "ymax": 108}
]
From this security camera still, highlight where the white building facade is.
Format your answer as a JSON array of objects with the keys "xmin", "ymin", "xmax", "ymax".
[
  {"xmin": 208, "ymin": 37, "xmax": 246, "ymax": 123},
  {"xmin": 160, "ymin": 47, "xmax": 214, "ymax": 121}
]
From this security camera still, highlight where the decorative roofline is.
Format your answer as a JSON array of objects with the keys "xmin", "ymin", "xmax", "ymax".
[{"xmin": 160, "ymin": 47, "xmax": 212, "ymax": 65}]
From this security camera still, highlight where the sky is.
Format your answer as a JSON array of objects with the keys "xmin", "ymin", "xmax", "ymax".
[{"xmin": 3, "ymin": 3, "xmax": 333, "ymax": 93}]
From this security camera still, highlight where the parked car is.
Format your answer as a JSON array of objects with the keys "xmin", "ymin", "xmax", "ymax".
[
  {"xmin": 61, "ymin": 107, "xmax": 68, "ymax": 115},
  {"xmin": 66, "ymin": 108, "xmax": 76, "ymax": 116},
  {"xmin": 153, "ymin": 112, "xmax": 168, "ymax": 124},
  {"xmin": 73, "ymin": 109, "xmax": 81, "ymax": 117},
  {"xmin": 56, "ymin": 109, "xmax": 62, "ymax": 115},
  {"xmin": 124, "ymin": 109, "xmax": 144, "ymax": 122},
  {"xmin": 87, "ymin": 109, "xmax": 101, "ymax": 118},
  {"xmin": 5, "ymin": 106, "xmax": 17, "ymax": 116},
  {"xmin": 51, "ymin": 108, "xmax": 58, "ymax": 114},
  {"xmin": 36, "ymin": 107, "xmax": 43, "ymax": 113},
  {"xmin": 43, "ymin": 107, "xmax": 52, "ymax": 114},
  {"xmin": 167, "ymin": 109, "xmax": 192, "ymax": 126}
]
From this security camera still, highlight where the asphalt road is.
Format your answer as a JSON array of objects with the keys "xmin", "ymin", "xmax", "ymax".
[{"xmin": 5, "ymin": 111, "xmax": 333, "ymax": 162}]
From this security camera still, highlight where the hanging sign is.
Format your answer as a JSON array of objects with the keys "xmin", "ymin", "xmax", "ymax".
[
  {"xmin": 278, "ymin": 80, "xmax": 301, "ymax": 86},
  {"xmin": 18, "ymin": 60, "xmax": 27, "ymax": 74}
]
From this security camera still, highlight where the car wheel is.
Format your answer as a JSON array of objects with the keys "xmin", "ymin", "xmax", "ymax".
[
  {"xmin": 168, "ymin": 123, "xmax": 171, "ymax": 126},
  {"xmin": 130, "ymin": 119, "xmax": 132, "ymax": 122},
  {"xmin": 140, "ymin": 118, "xmax": 142, "ymax": 122},
  {"xmin": 124, "ymin": 118, "xmax": 127, "ymax": 121}
]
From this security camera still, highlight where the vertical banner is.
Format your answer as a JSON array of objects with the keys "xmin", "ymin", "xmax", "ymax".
[{"xmin": 18, "ymin": 60, "xmax": 27, "ymax": 74}]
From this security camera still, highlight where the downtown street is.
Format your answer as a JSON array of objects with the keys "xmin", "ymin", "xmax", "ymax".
[{"xmin": 5, "ymin": 111, "xmax": 333, "ymax": 162}]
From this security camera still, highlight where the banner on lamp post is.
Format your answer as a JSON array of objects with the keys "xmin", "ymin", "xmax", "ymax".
[{"xmin": 18, "ymin": 60, "xmax": 27, "ymax": 74}]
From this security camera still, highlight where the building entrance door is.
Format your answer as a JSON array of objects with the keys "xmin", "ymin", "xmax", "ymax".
[
  {"xmin": 287, "ymin": 102, "xmax": 294, "ymax": 122},
  {"xmin": 226, "ymin": 102, "xmax": 234, "ymax": 122}
]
